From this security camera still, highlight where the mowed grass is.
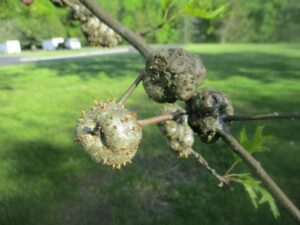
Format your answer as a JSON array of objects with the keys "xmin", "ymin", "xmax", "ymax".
[{"xmin": 0, "ymin": 44, "xmax": 299, "ymax": 225}]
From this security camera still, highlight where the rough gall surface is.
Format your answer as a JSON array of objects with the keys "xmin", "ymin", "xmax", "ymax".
[
  {"xmin": 187, "ymin": 89, "xmax": 234, "ymax": 143},
  {"xmin": 143, "ymin": 48, "xmax": 206, "ymax": 103},
  {"xmin": 76, "ymin": 100, "xmax": 142, "ymax": 169},
  {"xmin": 158, "ymin": 104, "xmax": 194, "ymax": 158}
]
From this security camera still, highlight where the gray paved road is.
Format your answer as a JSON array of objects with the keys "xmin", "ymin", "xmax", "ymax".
[
  {"xmin": 0, "ymin": 56, "xmax": 21, "ymax": 66},
  {"xmin": 0, "ymin": 46, "xmax": 135, "ymax": 66},
  {"xmin": 0, "ymin": 45, "xmax": 182, "ymax": 67}
]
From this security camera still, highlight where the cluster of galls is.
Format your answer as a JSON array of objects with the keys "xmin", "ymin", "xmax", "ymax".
[
  {"xmin": 143, "ymin": 48, "xmax": 234, "ymax": 144},
  {"xmin": 186, "ymin": 89, "xmax": 234, "ymax": 143},
  {"xmin": 158, "ymin": 104, "xmax": 194, "ymax": 158},
  {"xmin": 50, "ymin": 0, "xmax": 122, "ymax": 47},
  {"xmin": 76, "ymin": 48, "xmax": 234, "ymax": 168}
]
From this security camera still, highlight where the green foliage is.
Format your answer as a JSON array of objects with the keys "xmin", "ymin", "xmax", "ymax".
[
  {"xmin": 239, "ymin": 126, "xmax": 273, "ymax": 154},
  {"xmin": 225, "ymin": 126, "xmax": 277, "ymax": 217},
  {"xmin": 0, "ymin": 1, "xmax": 84, "ymax": 48},
  {"xmin": 159, "ymin": 0, "xmax": 229, "ymax": 20},
  {"xmin": 184, "ymin": 0, "xmax": 229, "ymax": 19},
  {"xmin": 159, "ymin": 0, "xmax": 229, "ymax": 18},
  {"xmin": 1, "ymin": 0, "xmax": 299, "ymax": 45},
  {"xmin": 232, "ymin": 173, "xmax": 280, "ymax": 219},
  {"xmin": 97, "ymin": 0, "xmax": 183, "ymax": 43},
  {"xmin": 230, "ymin": 126, "xmax": 273, "ymax": 162},
  {"xmin": 157, "ymin": 0, "xmax": 300, "ymax": 43},
  {"xmin": 218, "ymin": 0, "xmax": 300, "ymax": 43},
  {"xmin": 156, "ymin": 0, "xmax": 229, "ymax": 43},
  {"xmin": 160, "ymin": 0, "xmax": 173, "ymax": 10}
]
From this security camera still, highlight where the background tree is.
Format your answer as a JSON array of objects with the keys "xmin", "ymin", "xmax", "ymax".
[
  {"xmin": 1, "ymin": 0, "xmax": 299, "ymax": 48},
  {"xmin": 217, "ymin": 0, "xmax": 300, "ymax": 43},
  {"xmin": 0, "ymin": 0, "xmax": 82, "ymax": 49}
]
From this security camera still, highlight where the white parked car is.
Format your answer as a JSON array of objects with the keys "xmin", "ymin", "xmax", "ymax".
[
  {"xmin": 42, "ymin": 37, "xmax": 64, "ymax": 50},
  {"xmin": 0, "ymin": 40, "xmax": 21, "ymax": 54},
  {"xmin": 65, "ymin": 38, "xmax": 81, "ymax": 50}
]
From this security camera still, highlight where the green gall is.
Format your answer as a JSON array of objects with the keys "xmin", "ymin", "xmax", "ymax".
[{"xmin": 76, "ymin": 100, "xmax": 142, "ymax": 169}]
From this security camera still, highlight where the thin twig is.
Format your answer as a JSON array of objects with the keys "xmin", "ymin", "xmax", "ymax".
[
  {"xmin": 138, "ymin": 13, "xmax": 179, "ymax": 36},
  {"xmin": 138, "ymin": 22, "xmax": 166, "ymax": 36},
  {"xmin": 225, "ymin": 112, "xmax": 300, "ymax": 122},
  {"xmin": 118, "ymin": 72, "xmax": 144, "ymax": 105},
  {"xmin": 219, "ymin": 129, "xmax": 300, "ymax": 223},
  {"xmin": 138, "ymin": 110, "xmax": 186, "ymax": 126},
  {"xmin": 189, "ymin": 149, "xmax": 229, "ymax": 186},
  {"xmin": 78, "ymin": 0, "xmax": 153, "ymax": 59},
  {"xmin": 224, "ymin": 160, "xmax": 240, "ymax": 176}
]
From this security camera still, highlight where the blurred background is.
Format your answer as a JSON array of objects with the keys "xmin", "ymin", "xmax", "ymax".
[
  {"xmin": 0, "ymin": 0, "xmax": 299, "ymax": 225},
  {"xmin": 1, "ymin": 0, "xmax": 300, "ymax": 48}
]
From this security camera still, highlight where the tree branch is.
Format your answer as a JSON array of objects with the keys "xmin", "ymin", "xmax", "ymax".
[
  {"xmin": 138, "ymin": 110, "xmax": 186, "ymax": 126},
  {"xmin": 138, "ymin": 22, "xmax": 166, "ymax": 36},
  {"xmin": 78, "ymin": 0, "xmax": 153, "ymax": 59},
  {"xmin": 219, "ymin": 129, "xmax": 300, "ymax": 223},
  {"xmin": 137, "ymin": 7, "xmax": 178, "ymax": 36},
  {"xmin": 118, "ymin": 71, "xmax": 144, "ymax": 105},
  {"xmin": 189, "ymin": 149, "xmax": 229, "ymax": 186},
  {"xmin": 225, "ymin": 112, "xmax": 300, "ymax": 122},
  {"xmin": 138, "ymin": 15, "xmax": 177, "ymax": 36}
]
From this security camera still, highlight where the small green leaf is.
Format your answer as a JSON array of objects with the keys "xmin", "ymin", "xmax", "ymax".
[
  {"xmin": 230, "ymin": 126, "xmax": 273, "ymax": 171},
  {"xmin": 239, "ymin": 126, "xmax": 273, "ymax": 154},
  {"xmin": 184, "ymin": 0, "xmax": 229, "ymax": 19},
  {"xmin": 233, "ymin": 173, "xmax": 280, "ymax": 219},
  {"xmin": 243, "ymin": 182, "xmax": 258, "ymax": 208},
  {"xmin": 160, "ymin": 0, "xmax": 173, "ymax": 10},
  {"xmin": 240, "ymin": 127, "xmax": 248, "ymax": 144},
  {"xmin": 257, "ymin": 186, "xmax": 280, "ymax": 219}
]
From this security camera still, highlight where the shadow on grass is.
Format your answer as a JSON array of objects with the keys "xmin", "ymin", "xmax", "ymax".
[
  {"xmin": 0, "ymin": 135, "xmax": 227, "ymax": 225},
  {"xmin": 0, "ymin": 139, "xmax": 115, "ymax": 225},
  {"xmin": 194, "ymin": 52, "xmax": 299, "ymax": 82},
  {"xmin": 26, "ymin": 51, "xmax": 300, "ymax": 83},
  {"xmin": 0, "ymin": 49, "xmax": 299, "ymax": 89},
  {"xmin": 32, "ymin": 54, "xmax": 144, "ymax": 80},
  {"xmin": 0, "ymin": 127, "xmax": 298, "ymax": 225}
]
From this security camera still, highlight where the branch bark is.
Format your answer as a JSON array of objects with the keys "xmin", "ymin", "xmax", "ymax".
[
  {"xmin": 189, "ymin": 149, "xmax": 229, "ymax": 186},
  {"xmin": 118, "ymin": 72, "xmax": 144, "ymax": 105},
  {"xmin": 225, "ymin": 112, "xmax": 300, "ymax": 122},
  {"xmin": 138, "ymin": 110, "xmax": 186, "ymax": 126},
  {"xmin": 138, "ymin": 14, "xmax": 178, "ymax": 36},
  {"xmin": 138, "ymin": 22, "xmax": 166, "ymax": 36},
  {"xmin": 219, "ymin": 129, "xmax": 300, "ymax": 223},
  {"xmin": 78, "ymin": 0, "xmax": 153, "ymax": 59}
]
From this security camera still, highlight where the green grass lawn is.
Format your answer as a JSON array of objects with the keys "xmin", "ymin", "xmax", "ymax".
[{"xmin": 0, "ymin": 44, "xmax": 299, "ymax": 225}]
